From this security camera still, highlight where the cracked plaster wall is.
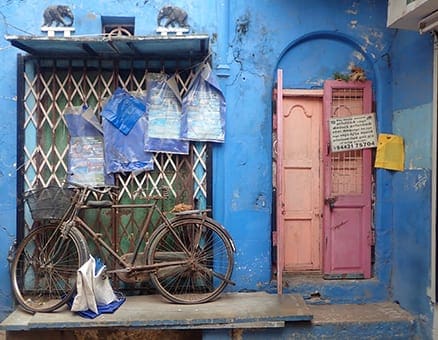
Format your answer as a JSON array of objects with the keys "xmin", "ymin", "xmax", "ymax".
[{"xmin": 0, "ymin": 3, "xmax": 435, "ymax": 338}]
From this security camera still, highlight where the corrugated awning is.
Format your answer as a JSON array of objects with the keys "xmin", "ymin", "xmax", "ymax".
[{"xmin": 5, "ymin": 34, "xmax": 210, "ymax": 60}]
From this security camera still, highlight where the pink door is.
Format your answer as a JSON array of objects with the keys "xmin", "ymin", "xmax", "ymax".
[
  {"xmin": 275, "ymin": 72, "xmax": 373, "ymax": 293},
  {"xmin": 275, "ymin": 70, "xmax": 323, "ymax": 294},
  {"xmin": 322, "ymin": 80, "xmax": 373, "ymax": 279},
  {"xmin": 281, "ymin": 92, "xmax": 323, "ymax": 272}
]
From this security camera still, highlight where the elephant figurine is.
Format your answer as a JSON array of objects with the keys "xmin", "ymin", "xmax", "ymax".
[
  {"xmin": 157, "ymin": 5, "xmax": 188, "ymax": 28},
  {"xmin": 42, "ymin": 5, "xmax": 74, "ymax": 27}
]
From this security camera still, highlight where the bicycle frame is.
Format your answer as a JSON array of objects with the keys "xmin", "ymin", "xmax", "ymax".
[
  {"xmin": 60, "ymin": 185, "xmax": 206, "ymax": 279},
  {"xmin": 74, "ymin": 202, "xmax": 191, "ymax": 275}
]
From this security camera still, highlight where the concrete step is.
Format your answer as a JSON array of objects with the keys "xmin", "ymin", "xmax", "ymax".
[
  {"xmin": 304, "ymin": 302, "xmax": 416, "ymax": 339},
  {"xmin": 203, "ymin": 301, "xmax": 416, "ymax": 339}
]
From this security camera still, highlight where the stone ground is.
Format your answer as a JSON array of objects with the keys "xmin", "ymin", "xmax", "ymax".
[{"xmin": 0, "ymin": 293, "xmax": 415, "ymax": 339}]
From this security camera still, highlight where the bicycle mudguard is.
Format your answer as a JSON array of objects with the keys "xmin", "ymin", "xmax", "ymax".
[
  {"xmin": 172, "ymin": 208, "xmax": 211, "ymax": 216},
  {"xmin": 171, "ymin": 214, "xmax": 236, "ymax": 253},
  {"xmin": 216, "ymin": 223, "xmax": 236, "ymax": 253}
]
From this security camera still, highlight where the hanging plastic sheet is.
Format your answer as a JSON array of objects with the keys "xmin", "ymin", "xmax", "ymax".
[
  {"xmin": 64, "ymin": 106, "xmax": 113, "ymax": 186},
  {"xmin": 181, "ymin": 63, "xmax": 226, "ymax": 142},
  {"xmin": 144, "ymin": 73, "xmax": 189, "ymax": 154},
  {"xmin": 101, "ymin": 88, "xmax": 146, "ymax": 135},
  {"xmin": 102, "ymin": 91, "xmax": 154, "ymax": 174}
]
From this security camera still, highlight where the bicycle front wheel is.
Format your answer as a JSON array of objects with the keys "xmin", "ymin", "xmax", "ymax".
[
  {"xmin": 11, "ymin": 224, "xmax": 89, "ymax": 313},
  {"xmin": 147, "ymin": 216, "xmax": 234, "ymax": 304}
]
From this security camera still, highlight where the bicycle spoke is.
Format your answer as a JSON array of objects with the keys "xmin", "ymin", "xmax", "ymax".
[
  {"xmin": 191, "ymin": 223, "xmax": 203, "ymax": 253},
  {"xmin": 148, "ymin": 216, "xmax": 234, "ymax": 304},
  {"xmin": 11, "ymin": 225, "xmax": 88, "ymax": 313}
]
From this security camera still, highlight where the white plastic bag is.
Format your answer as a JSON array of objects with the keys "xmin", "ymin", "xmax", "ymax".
[{"xmin": 71, "ymin": 255, "xmax": 116, "ymax": 313}]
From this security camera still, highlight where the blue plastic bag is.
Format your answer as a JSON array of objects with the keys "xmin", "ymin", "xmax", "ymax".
[
  {"xmin": 181, "ymin": 63, "xmax": 226, "ymax": 142},
  {"xmin": 102, "ymin": 90, "xmax": 154, "ymax": 174},
  {"xmin": 144, "ymin": 73, "xmax": 189, "ymax": 154},
  {"xmin": 101, "ymin": 88, "xmax": 146, "ymax": 135},
  {"xmin": 70, "ymin": 292, "xmax": 126, "ymax": 319},
  {"xmin": 64, "ymin": 106, "xmax": 114, "ymax": 186}
]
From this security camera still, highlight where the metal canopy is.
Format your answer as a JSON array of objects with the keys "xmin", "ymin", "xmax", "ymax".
[{"xmin": 5, "ymin": 34, "xmax": 210, "ymax": 60}]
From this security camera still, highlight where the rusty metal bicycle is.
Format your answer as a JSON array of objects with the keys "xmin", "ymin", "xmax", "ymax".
[{"xmin": 11, "ymin": 182, "xmax": 235, "ymax": 313}]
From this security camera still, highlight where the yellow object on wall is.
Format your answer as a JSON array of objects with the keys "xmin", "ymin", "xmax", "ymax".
[{"xmin": 374, "ymin": 134, "xmax": 404, "ymax": 171}]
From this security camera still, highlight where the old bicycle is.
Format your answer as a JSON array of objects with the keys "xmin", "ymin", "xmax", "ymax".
[{"xmin": 11, "ymin": 182, "xmax": 235, "ymax": 313}]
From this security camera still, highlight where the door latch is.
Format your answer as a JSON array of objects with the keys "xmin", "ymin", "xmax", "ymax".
[{"xmin": 324, "ymin": 197, "xmax": 337, "ymax": 211}]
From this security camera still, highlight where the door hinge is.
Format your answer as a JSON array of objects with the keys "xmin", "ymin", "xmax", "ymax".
[
  {"xmin": 368, "ymin": 229, "xmax": 376, "ymax": 246},
  {"xmin": 272, "ymin": 231, "xmax": 278, "ymax": 246}
]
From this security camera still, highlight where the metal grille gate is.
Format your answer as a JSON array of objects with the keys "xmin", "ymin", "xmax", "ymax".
[
  {"xmin": 330, "ymin": 88, "xmax": 365, "ymax": 195},
  {"xmin": 17, "ymin": 56, "xmax": 209, "ymax": 289}
]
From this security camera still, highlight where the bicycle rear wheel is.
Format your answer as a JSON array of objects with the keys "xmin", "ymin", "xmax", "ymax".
[
  {"xmin": 147, "ymin": 216, "xmax": 234, "ymax": 304},
  {"xmin": 11, "ymin": 224, "xmax": 89, "ymax": 313}
]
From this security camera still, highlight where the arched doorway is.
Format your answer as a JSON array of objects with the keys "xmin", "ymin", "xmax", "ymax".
[{"xmin": 274, "ymin": 32, "xmax": 376, "ymax": 292}]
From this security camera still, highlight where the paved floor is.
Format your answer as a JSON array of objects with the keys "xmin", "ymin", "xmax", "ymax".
[
  {"xmin": 1, "ymin": 292, "xmax": 311, "ymax": 331},
  {"xmin": 0, "ymin": 293, "xmax": 414, "ymax": 339},
  {"xmin": 309, "ymin": 302, "xmax": 414, "ymax": 324}
]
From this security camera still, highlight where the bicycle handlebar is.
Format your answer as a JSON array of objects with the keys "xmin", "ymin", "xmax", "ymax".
[
  {"xmin": 67, "ymin": 181, "xmax": 117, "ymax": 195},
  {"xmin": 68, "ymin": 181, "xmax": 170, "ymax": 200}
]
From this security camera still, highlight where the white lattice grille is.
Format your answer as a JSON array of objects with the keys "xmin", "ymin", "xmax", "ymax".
[{"xmin": 20, "ymin": 58, "xmax": 208, "ymax": 238}]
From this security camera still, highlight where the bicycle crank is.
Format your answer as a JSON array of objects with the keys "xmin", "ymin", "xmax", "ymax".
[{"xmin": 114, "ymin": 252, "xmax": 150, "ymax": 283}]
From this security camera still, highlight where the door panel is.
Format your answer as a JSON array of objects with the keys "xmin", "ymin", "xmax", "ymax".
[
  {"xmin": 280, "ymin": 92, "xmax": 322, "ymax": 272},
  {"xmin": 329, "ymin": 207, "xmax": 363, "ymax": 270},
  {"xmin": 322, "ymin": 80, "xmax": 373, "ymax": 279}
]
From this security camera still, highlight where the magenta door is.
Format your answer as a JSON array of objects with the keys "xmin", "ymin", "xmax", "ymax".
[{"xmin": 322, "ymin": 80, "xmax": 373, "ymax": 279}]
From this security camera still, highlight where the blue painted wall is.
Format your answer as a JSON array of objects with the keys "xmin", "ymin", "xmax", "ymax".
[
  {"xmin": 0, "ymin": 0, "xmax": 435, "ymax": 337},
  {"xmin": 0, "ymin": 1, "xmax": 20, "ymax": 318},
  {"xmin": 390, "ymin": 30, "xmax": 434, "ymax": 339}
]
